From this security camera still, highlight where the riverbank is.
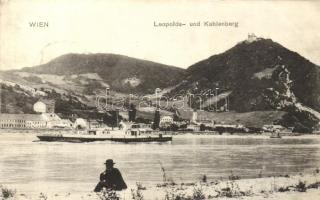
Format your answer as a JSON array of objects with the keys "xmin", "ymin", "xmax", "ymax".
[
  {"xmin": 2, "ymin": 130, "xmax": 320, "ymax": 141},
  {"xmin": 1, "ymin": 128, "xmax": 320, "ymax": 138},
  {"xmin": 0, "ymin": 128, "xmax": 73, "ymax": 134},
  {"xmin": 2, "ymin": 172, "xmax": 320, "ymax": 200}
]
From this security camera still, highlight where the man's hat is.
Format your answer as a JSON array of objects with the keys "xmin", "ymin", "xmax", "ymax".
[{"xmin": 104, "ymin": 159, "xmax": 115, "ymax": 165}]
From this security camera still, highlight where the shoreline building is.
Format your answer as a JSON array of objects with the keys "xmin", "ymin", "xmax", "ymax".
[
  {"xmin": 0, "ymin": 114, "xmax": 47, "ymax": 129},
  {"xmin": 159, "ymin": 116, "xmax": 174, "ymax": 128},
  {"xmin": 0, "ymin": 99, "xmax": 72, "ymax": 129},
  {"xmin": 0, "ymin": 113, "xmax": 71, "ymax": 129}
]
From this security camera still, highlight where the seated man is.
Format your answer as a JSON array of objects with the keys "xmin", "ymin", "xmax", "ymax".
[{"xmin": 94, "ymin": 159, "xmax": 127, "ymax": 192}]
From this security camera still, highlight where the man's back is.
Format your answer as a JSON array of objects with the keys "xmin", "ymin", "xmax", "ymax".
[
  {"xmin": 94, "ymin": 159, "xmax": 127, "ymax": 192},
  {"xmin": 99, "ymin": 168, "xmax": 127, "ymax": 191}
]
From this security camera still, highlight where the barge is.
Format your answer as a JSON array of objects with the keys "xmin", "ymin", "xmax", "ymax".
[{"xmin": 37, "ymin": 134, "xmax": 172, "ymax": 143}]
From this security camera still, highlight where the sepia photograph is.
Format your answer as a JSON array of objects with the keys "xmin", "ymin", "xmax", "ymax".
[{"xmin": 1, "ymin": 0, "xmax": 320, "ymax": 199}]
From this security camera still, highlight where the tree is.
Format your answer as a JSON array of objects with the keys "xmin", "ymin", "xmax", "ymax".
[
  {"xmin": 180, "ymin": 123, "xmax": 187, "ymax": 129},
  {"xmin": 128, "ymin": 103, "xmax": 137, "ymax": 122},
  {"xmin": 200, "ymin": 124, "xmax": 206, "ymax": 131},
  {"xmin": 135, "ymin": 117, "xmax": 150, "ymax": 124},
  {"xmin": 153, "ymin": 109, "xmax": 160, "ymax": 130},
  {"xmin": 170, "ymin": 123, "xmax": 179, "ymax": 131}
]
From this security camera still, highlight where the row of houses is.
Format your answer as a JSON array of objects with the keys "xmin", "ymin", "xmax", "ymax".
[
  {"xmin": 0, "ymin": 113, "xmax": 73, "ymax": 129},
  {"xmin": 160, "ymin": 109, "xmax": 289, "ymax": 132},
  {"xmin": 0, "ymin": 99, "xmax": 74, "ymax": 129}
]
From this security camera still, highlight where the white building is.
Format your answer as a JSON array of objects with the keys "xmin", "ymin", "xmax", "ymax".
[
  {"xmin": 160, "ymin": 116, "xmax": 174, "ymax": 127},
  {"xmin": 262, "ymin": 125, "xmax": 285, "ymax": 132},
  {"xmin": 33, "ymin": 99, "xmax": 55, "ymax": 113},
  {"xmin": 25, "ymin": 115, "xmax": 47, "ymax": 128},
  {"xmin": 0, "ymin": 114, "xmax": 28, "ymax": 129},
  {"xmin": 52, "ymin": 119, "xmax": 73, "ymax": 129},
  {"xmin": 246, "ymin": 33, "xmax": 259, "ymax": 43},
  {"xmin": 33, "ymin": 101, "xmax": 47, "ymax": 113},
  {"xmin": 186, "ymin": 124, "xmax": 200, "ymax": 131},
  {"xmin": 35, "ymin": 90, "xmax": 47, "ymax": 96},
  {"xmin": 19, "ymin": 85, "xmax": 36, "ymax": 93},
  {"xmin": 88, "ymin": 120, "xmax": 102, "ymax": 129},
  {"xmin": 0, "ymin": 113, "xmax": 61, "ymax": 129}
]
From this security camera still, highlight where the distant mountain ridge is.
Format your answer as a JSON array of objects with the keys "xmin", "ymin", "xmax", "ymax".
[
  {"xmin": 172, "ymin": 37, "xmax": 320, "ymax": 112},
  {"xmin": 1, "ymin": 36, "xmax": 320, "ymax": 131},
  {"xmin": 167, "ymin": 36, "xmax": 320, "ymax": 131},
  {"xmin": 20, "ymin": 53, "xmax": 186, "ymax": 94}
]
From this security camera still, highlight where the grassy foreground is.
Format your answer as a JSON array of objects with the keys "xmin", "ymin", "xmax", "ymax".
[{"xmin": 1, "ymin": 171, "xmax": 320, "ymax": 200}]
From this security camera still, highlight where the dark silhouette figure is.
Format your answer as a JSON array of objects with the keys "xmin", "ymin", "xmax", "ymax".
[{"xmin": 94, "ymin": 159, "xmax": 127, "ymax": 192}]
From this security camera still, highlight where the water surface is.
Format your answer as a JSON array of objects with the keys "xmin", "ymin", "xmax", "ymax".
[{"xmin": 0, "ymin": 133, "xmax": 319, "ymax": 194}]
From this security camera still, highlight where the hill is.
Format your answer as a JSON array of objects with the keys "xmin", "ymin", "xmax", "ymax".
[
  {"xmin": 19, "ymin": 53, "xmax": 186, "ymax": 94},
  {"xmin": 173, "ymin": 37, "xmax": 319, "ymax": 111},
  {"xmin": 1, "ymin": 37, "xmax": 319, "ymax": 131},
  {"xmin": 169, "ymin": 36, "xmax": 320, "ymax": 131}
]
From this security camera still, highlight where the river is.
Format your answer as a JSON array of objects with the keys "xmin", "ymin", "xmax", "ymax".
[{"xmin": 1, "ymin": 133, "xmax": 320, "ymax": 195}]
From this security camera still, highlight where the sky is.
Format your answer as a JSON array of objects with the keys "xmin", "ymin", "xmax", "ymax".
[{"xmin": 1, "ymin": 0, "xmax": 320, "ymax": 70}]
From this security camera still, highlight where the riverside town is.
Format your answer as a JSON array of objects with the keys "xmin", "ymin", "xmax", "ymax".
[{"xmin": 1, "ymin": 8, "xmax": 320, "ymax": 198}]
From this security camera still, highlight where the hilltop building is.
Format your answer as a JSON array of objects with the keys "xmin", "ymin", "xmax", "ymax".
[{"xmin": 246, "ymin": 33, "xmax": 261, "ymax": 43}]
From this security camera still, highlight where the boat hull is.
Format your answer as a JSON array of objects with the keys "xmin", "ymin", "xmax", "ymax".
[
  {"xmin": 37, "ymin": 135, "xmax": 172, "ymax": 143},
  {"xmin": 270, "ymin": 136, "xmax": 282, "ymax": 139}
]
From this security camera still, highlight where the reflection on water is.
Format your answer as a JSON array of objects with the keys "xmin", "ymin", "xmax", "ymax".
[{"xmin": 0, "ymin": 133, "xmax": 320, "ymax": 193}]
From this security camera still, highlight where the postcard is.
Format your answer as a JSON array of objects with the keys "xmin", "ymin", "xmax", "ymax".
[{"xmin": 1, "ymin": 0, "xmax": 320, "ymax": 199}]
